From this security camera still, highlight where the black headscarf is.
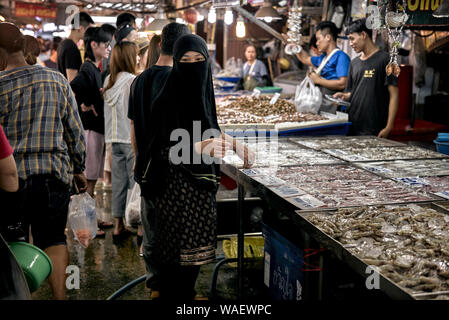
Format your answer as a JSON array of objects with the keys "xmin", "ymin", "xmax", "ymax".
[{"xmin": 149, "ymin": 34, "xmax": 221, "ymax": 191}]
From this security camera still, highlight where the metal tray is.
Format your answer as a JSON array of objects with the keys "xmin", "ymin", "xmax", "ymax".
[
  {"xmin": 295, "ymin": 202, "xmax": 449, "ymax": 300},
  {"xmin": 287, "ymin": 135, "xmax": 407, "ymax": 150}
]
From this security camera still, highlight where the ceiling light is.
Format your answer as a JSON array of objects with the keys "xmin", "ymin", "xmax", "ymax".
[
  {"xmin": 236, "ymin": 16, "xmax": 245, "ymax": 38},
  {"xmin": 224, "ymin": 8, "xmax": 233, "ymax": 25},
  {"xmin": 208, "ymin": 8, "xmax": 216, "ymax": 24},
  {"xmin": 255, "ymin": 1, "xmax": 282, "ymax": 22},
  {"xmin": 146, "ymin": 7, "xmax": 170, "ymax": 32}
]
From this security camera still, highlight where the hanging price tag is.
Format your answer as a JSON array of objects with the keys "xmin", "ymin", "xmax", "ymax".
[
  {"xmin": 252, "ymin": 88, "xmax": 261, "ymax": 98},
  {"xmin": 269, "ymin": 93, "xmax": 281, "ymax": 105}
]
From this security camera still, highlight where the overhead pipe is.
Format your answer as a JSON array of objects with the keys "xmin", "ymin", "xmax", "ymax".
[{"xmin": 232, "ymin": 6, "xmax": 284, "ymax": 42}]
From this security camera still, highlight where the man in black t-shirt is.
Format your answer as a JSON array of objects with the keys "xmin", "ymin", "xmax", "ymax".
[
  {"xmin": 334, "ymin": 19, "xmax": 399, "ymax": 137},
  {"xmin": 57, "ymin": 12, "xmax": 94, "ymax": 82},
  {"xmin": 127, "ymin": 22, "xmax": 191, "ymax": 298}
]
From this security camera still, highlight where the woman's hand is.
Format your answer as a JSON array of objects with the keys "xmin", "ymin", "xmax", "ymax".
[
  {"xmin": 238, "ymin": 145, "xmax": 255, "ymax": 169},
  {"xmin": 333, "ymin": 92, "xmax": 350, "ymax": 101},
  {"xmin": 194, "ymin": 138, "xmax": 232, "ymax": 159}
]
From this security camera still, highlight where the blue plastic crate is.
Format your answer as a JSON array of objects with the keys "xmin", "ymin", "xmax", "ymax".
[{"xmin": 262, "ymin": 223, "xmax": 304, "ymax": 301}]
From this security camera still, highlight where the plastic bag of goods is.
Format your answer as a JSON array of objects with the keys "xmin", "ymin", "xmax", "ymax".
[
  {"xmin": 68, "ymin": 193, "xmax": 97, "ymax": 248},
  {"xmin": 294, "ymin": 76, "xmax": 322, "ymax": 114},
  {"xmin": 125, "ymin": 183, "xmax": 141, "ymax": 228}
]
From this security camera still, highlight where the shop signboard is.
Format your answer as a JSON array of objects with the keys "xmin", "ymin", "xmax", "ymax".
[
  {"xmin": 15, "ymin": 2, "xmax": 57, "ymax": 19},
  {"xmin": 405, "ymin": 0, "xmax": 449, "ymax": 27}
]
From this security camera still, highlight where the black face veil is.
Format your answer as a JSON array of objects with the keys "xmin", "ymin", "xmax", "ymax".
[{"xmin": 171, "ymin": 34, "xmax": 220, "ymax": 135}]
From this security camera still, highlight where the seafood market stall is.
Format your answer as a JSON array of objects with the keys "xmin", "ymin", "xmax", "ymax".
[
  {"xmin": 216, "ymin": 95, "xmax": 350, "ymax": 137},
  {"xmin": 223, "ymin": 136, "xmax": 449, "ymax": 300}
]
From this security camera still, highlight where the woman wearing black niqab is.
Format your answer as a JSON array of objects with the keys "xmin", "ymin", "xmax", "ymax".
[{"xmin": 144, "ymin": 34, "xmax": 252, "ymax": 300}]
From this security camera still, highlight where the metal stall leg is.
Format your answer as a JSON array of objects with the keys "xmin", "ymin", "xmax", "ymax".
[{"xmin": 237, "ymin": 183, "xmax": 245, "ymax": 301}]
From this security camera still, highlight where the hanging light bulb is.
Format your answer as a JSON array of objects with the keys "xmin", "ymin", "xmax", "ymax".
[
  {"xmin": 264, "ymin": 16, "xmax": 273, "ymax": 23},
  {"xmin": 208, "ymin": 8, "xmax": 216, "ymax": 24},
  {"xmin": 236, "ymin": 16, "xmax": 245, "ymax": 38},
  {"xmin": 224, "ymin": 8, "xmax": 233, "ymax": 25}
]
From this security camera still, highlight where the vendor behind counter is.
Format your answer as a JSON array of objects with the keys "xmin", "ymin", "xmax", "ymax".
[
  {"xmin": 237, "ymin": 44, "xmax": 269, "ymax": 91},
  {"xmin": 294, "ymin": 21, "xmax": 350, "ymax": 113}
]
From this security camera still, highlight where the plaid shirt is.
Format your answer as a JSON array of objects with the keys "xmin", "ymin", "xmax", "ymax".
[{"xmin": 0, "ymin": 65, "xmax": 86, "ymax": 187}]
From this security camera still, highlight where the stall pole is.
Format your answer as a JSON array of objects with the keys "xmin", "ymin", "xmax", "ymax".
[
  {"xmin": 223, "ymin": 22, "xmax": 228, "ymax": 66},
  {"xmin": 237, "ymin": 183, "xmax": 245, "ymax": 301}
]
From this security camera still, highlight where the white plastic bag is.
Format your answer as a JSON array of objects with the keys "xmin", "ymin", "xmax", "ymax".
[
  {"xmin": 125, "ymin": 183, "xmax": 141, "ymax": 228},
  {"xmin": 295, "ymin": 76, "xmax": 322, "ymax": 114},
  {"xmin": 68, "ymin": 193, "xmax": 97, "ymax": 248}
]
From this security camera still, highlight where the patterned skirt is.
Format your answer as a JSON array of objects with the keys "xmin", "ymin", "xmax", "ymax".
[{"xmin": 153, "ymin": 163, "xmax": 217, "ymax": 266}]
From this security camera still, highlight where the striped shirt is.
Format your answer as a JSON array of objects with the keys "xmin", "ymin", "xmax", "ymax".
[{"xmin": 0, "ymin": 65, "xmax": 86, "ymax": 187}]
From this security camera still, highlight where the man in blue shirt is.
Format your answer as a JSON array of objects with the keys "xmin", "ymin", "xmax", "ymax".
[{"xmin": 295, "ymin": 21, "xmax": 350, "ymax": 111}]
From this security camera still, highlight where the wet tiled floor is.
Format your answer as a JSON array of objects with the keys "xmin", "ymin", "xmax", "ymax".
[{"xmin": 31, "ymin": 186, "xmax": 253, "ymax": 300}]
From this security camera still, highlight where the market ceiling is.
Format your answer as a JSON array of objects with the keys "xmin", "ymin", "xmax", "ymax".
[
  {"xmin": 23, "ymin": 0, "xmax": 216, "ymax": 15},
  {"xmin": 11, "ymin": 1, "xmax": 287, "ymax": 15}
]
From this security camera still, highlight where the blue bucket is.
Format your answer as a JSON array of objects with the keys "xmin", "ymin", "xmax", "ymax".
[
  {"xmin": 434, "ymin": 140, "xmax": 449, "ymax": 155},
  {"xmin": 437, "ymin": 132, "xmax": 449, "ymax": 142}
]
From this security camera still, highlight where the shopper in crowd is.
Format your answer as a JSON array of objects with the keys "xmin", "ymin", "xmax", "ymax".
[
  {"xmin": 128, "ymin": 22, "xmax": 191, "ymax": 298},
  {"xmin": 23, "ymin": 35, "xmax": 41, "ymax": 65},
  {"xmin": 0, "ymin": 124, "xmax": 18, "ymax": 193},
  {"xmin": 103, "ymin": 41, "xmax": 137, "ymax": 241},
  {"xmin": 333, "ymin": 18, "xmax": 399, "ymax": 138},
  {"xmin": 310, "ymin": 34, "xmax": 319, "ymax": 56},
  {"xmin": 0, "ymin": 22, "xmax": 87, "ymax": 300},
  {"xmin": 293, "ymin": 21, "xmax": 350, "ymax": 112},
  {"xmin": 115, "ymin": 23, "xmax": 138, "ymax": 45},
  {"xmin": 133, "ymin": 33, "xmax": 253, "ymax": 301},
  {"xmin": 134, "ymin": 34, "xmax": 161, "ymax": 256},
  {"xmin": 36, "ymin": 36, "xmax": 50, "ymax": 64},
  {"xmin": 134, "ymin": 37, "xmax": 149, "ymax": 74},
  {"xmin": 58, "ymin": 11, "xmax": 95, "ymax": 82},
  {"xmin": 99, "ymin": 24, "xmax": 117, "ymax": 189},
  {"xmin": 43, "ymin": 37, "xmax": 62, "ymax": 70},
  {"xmin": 146, "ymin": 34, "xmax": 161, "ymax": 69},
  {"xmin": 240, "ymin": 44, "xmax": 268, "ymax": 90},
  {"xmin": 102, "ymin": 22, "xmax": 137, "ymax": 83},
  {"xmin": 113, "ymin": 12, "xmax": 137, "ymax": 50},
  {"xmin": 100, "ymin": 23, "xmax": 116, "ymax": 83},
  {"xmin": 70, "ymin": 27, "xmax": 111, "ymax": 207},
  {"xmin": 117, "ymin": 12, "xmax": 137, "ymax": 29},
  {"xmin": 103, "ymin": 13, "xmax": 136, "ymax": 75}
]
